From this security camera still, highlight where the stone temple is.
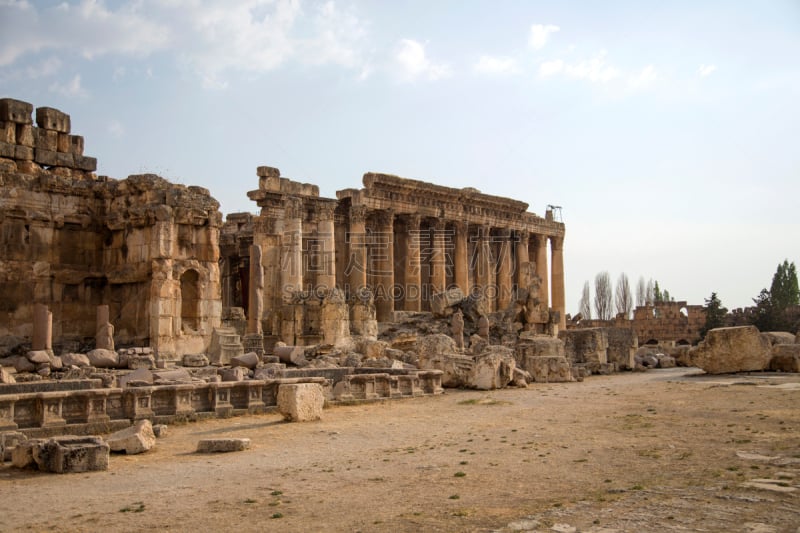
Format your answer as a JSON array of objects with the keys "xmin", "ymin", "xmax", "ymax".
[{"xmin": 0, "ymin": 98, "xmax": 566, "ymax": 362}]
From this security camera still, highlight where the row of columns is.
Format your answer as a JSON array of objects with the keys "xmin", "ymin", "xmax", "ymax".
[{"xmin": 345, "ymin": 206, "xmax": 565, "ymax": 327}]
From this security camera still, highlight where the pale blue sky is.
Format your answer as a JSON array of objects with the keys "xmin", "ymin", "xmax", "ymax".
[{"xmin": 2, "ymin": 0, "xmax": 798, "ymax": 313}]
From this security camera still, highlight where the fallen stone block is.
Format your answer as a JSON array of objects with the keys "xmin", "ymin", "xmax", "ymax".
[
  {"xmin": 656, "ymin": 354, "xmax": 676, "ymax": 368},
  {"xmin": 471, "ymin": 349, "xmax": 516, "ymax": 390},
  {"xmin": 219, "ymin": 366, "xmax": 248, "ymax": 382},
  {"xmin": 127, "ymin": 355, "xmax": 155, "ymax": 370},
  {"xmin": 182, "ymin": 353, "xmax": 209, "ymax": 367},
  {"xmin": 274, "ymin": 345, "xmax": 309, "ymax": 367},
  {"xmin": 107, "ymin": 420, "xmax": 156, "ymax": 455},
  {"xmin": 521, "ymin": 355, "xmax": 574, "ymax": 383},
  {"xmin": 689, "ymin": 326, "xmax": 771, "ymax": 374},
  {"xmin": 0, "ymin": 365, "xmax": 16, "ymax": 384},
  {"xmin": 152, "ymin": 368, "xmax": 193, "ymax": 383},
  {"xmin": 152, "ymin": 424, "xmax": 168, "ymax": 438},
  {"xmin": 119, "ymin": 368, "xmax": 154, "ymax": 388},
  {"xmin": 196, "ymin": 438, "xmax": 250, "ymax": 453},
  {"xmin": 417, "ymin": 334, "xmax": 457, "ymax": 364},
  {"xmin": 277, "ymin": 383, "xmax": 324, "ymax": 422},
  {"xmin": 231, "ymin": 352, "xmax": 260, "ymax": 370},
  {"xmin": 61, "ymin": 353, "xmax": 91, "ymax": 367},
  {"xmin": 761, "ymin": 331, "xmax": 797, "ymax": 346},
  {"xmin": 26, "ymin": 350, "xmax": 51, "ymax": 364},
  {"xmin": 86, "ymin": 348, "xmax": 120, "ymax": 369},
  {"xmin": 769, "ymin": 344, "xmax": 800, "ymax": 373},
  {"xmin": 430, "ymin": 287, "xmax": 465, "ymax": 317},
  {"xmin": 1, "ymin": 431, "xmax": 26, "ymax": 462},
  {"xmin": 11, "ymin": 439, "xmax": 44, "ymax": 468},
  {"xmin": 34, "ymin": 436, "xmax": 109, "ymax": 473}
]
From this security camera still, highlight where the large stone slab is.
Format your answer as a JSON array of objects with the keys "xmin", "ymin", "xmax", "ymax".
[
  {"xmin": 277, "ymin": 383, "xmax": 324, "ymax": 421},
  {"xmin": 34, "ymin": 436, "xmax": 109, "ymax": 473},
  {"xmin": 430, "ymin": 288, "xmax": 465, "ymax": 317},
  {"xmin": 520, "ymin": 355, "xmax": 574, "ymax": 383},
  {"xmin": 86, "ymin": 349, "xmax": 120, "ymax": 368},
  {"xmin": 107, "ymin": 420, "xmax": 156, "ymax": 454},
  {"xmin": 197, "ymin": 438, "xmax": 250, "ymax": 453},
  {"xmin": 231, "ymin": 351, "xmax": 260, "ymax": 370},
  {"xmin": 769, "ymin": 344, "xmax": 800, "ymax": 373},
  {"xmin": 689, "ymin": 326, "xmax": 771, "ymax": 374}
]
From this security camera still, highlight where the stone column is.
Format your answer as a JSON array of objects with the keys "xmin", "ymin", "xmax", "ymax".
[
  {"xmin": 402, "ymin": 214, "xmax": 422, "ymax": 312},
  {"xmin": 95, "ymin": 305, "xmax": 114, "ymax": 351},
  {"xmin": 317, "ymin": 204, "xmax": 336, "ymax": 292},
  {"xmin": 374, "ymin": 209, "xmax": 395, "ymax": 322},
  {"xmin": 347, "ymin": 205, "xmax": 368, "ymax": 299},
  {"xmin": 32, "ymin": 303, "xmax": 52, "ymax": 352},
  {"xmin": 496, "ymin": 228, "xmax": 513, "ymax": 310},
  {"xmin": 515, "ymin": 230, "xmax": 530, "ymax": 289},
  {"xmin": 453, "ymin": 221, "xmax": 469, "ymax": 295},
  {"xmin": 248, "ymin": 244, "xmax": 264, "ymax": 335},
  {"xmin": 550, "ymin": 236, "xmax": 566, "ymax": 331},
  {"xmin": 431, "ymin": 219, "xmax": 447, "ymax": 295},
  {"xmin": 533, "ymin": 234, "xmax": 549, "ymax": 309},
  {"xmin": 281, "ymin": 197, "xmax": 303, "ymax": 301},
  {"xmin": 476, "ymin": 225, "xmax": 492, "ymax": 304}
]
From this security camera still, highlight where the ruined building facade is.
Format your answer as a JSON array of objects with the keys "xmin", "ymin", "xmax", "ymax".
[
  {"xmin": 1, "ymin": 98, "xmax": 566, "ymax": 358},
  {"xmin": 0, "ymin": 99, "xmax": 221, "ymax": 359},
  {"xmin": 220, "ymin": 168, "xmax": 566, "ymax": 347}
]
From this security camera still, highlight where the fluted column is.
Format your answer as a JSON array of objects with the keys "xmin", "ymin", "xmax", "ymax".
[
  {"xmin": 453, "ymin": 221, "xmax": 469, "ymax": 295},
  {"xmin": 533, "ymin": 234, "xmax": 549, "ymax": 309},
  {"xmin": 515, "ymin": 230, "xmax": 530, "ymax": 290},
  {"xmin": 347, "ymin": 205, "xmax": 368, "ymax": 299},
  {"xmin": 496, "ymin": 228, "xmax": 513, "ymax": 310},
  {"xmin": 403, "ymin": 214, "xmax": 421, "ymax": 311},
  {"xmin": 374, "ymin": 209, "xmax": 395, "ymax": 322},
  {"xmin": 317, "ymin": 204, "xmax": 336, "ymax": 291},
  {"xmin": 476, "ymin": 225, "xmax": 492, "ymax": 305},
  {"xmin": 550, "ymin": 235, "xmax": 566, "ymax": 331},
  {"xmin": 281, "ymin": 197, "xmax": 303, "ymax": 301},
  {"xmin": 431, "ymin": 219, "xmax": 447, "ymax": 294}
]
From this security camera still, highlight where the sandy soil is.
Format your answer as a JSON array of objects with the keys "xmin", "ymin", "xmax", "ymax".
[{"xmin": 2, "ymin": 368, "xmax": 799, "ymax": 533}]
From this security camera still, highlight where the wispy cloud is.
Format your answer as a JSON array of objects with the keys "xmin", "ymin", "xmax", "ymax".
[
  {"xmin": 628, "ymin": 65, "xmax": 658, "ymax": 90},
  {"xmin": 394, "ymin": 39, "xmax": 451, "ymax": 81},
  {"xmin": 698, "ymin": 64, "xmax": 717, "ymax": 77},
  {"xmin": 49, "ymin": 74, "xmax": 88, "ymax": 98},
  {"xmin": 0, "ymin": 0, "xmax": 372, "ymax": 89},
  {"xmin": 473, "ymin": 55, "xmax": 519, "ymax": 75},
  {"xmin": 529, "ymin": 24, "xmax": 560, "ymax": 50},
  {"xmin": 539, "ymin": 51, "xmax": 619, "ymax": 83}
]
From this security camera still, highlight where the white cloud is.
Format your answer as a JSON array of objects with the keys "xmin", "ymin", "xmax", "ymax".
[
  {"xmin": 539, "ymin": 59, "xmax": 564, "ymax": 77},
  {"xmin": 473, "ymin": 55, "xmax": 520, "ymax": 75},
  {"xmin": 529, "ymin": 24, "xmax": 560, "ymax": 50},
  {"xmin": 0, "ymin": 0, "xmax": 372, "ymax": 88},
  {"xmin": 49, "ymin": 74, "xmax": 88, "ymax": 98},
  {"xmin": 628, "ymin": 65, "xmax": 658, "ymax": 90},
  {"xmin": 698, "ymin": 64, "xmax": 717, "ymax": 77},
  {"xmin": 0, "ymin": 0, "xmax": 170, "ymax": 66},
  {"xmin": 395, "ymin": 39, "xmax": 451, "ymax": 81},
  {"xmin": 563, "ymin": 51, "xmax": 619, "ymax": 82}
]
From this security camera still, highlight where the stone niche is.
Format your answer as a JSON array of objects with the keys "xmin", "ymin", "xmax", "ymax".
[{"xmin": 0, "ymin": 99, "xmax": 222, "ymax": 359}]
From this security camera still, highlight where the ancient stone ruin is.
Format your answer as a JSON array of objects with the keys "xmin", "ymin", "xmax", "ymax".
[{"xmin": 1, "ymin": 98, "xmax": 797, "ymax": 471}]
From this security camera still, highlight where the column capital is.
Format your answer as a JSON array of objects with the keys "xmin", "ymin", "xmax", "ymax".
[
  {"xmin": 516, "ymin": 229, "xmax": 530, "ymax": 242},
  {"xmin": 550, "ymin": 235, "xmax": 564, "ymax": 251},
  {"xmin": 453, "ymin": 220, "xmax": 469, "ymax": 235},
  {"xmin": 284, "ymin": 196, "xmax": 304, "ymax": 220},
  {"xmin": 349, "ymin": 205, "xmax": 368, "ymax": 224},
  {"xmin": 430, "ymin": 218, "xmax": 446, "ymax": 231},
  {"xmin": 316, "ymin": 203, "xmax": 336, "ymax": 222},
  {"xmin": 400, "ymin": 213, "xmax": 421, "ymax": 230},
  {"xmin": 374, "ymin": 208, "xmax": 395, "ymax": 229}
]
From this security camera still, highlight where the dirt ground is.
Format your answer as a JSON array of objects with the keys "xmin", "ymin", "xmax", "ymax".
[{"xmin": 2, "ymin": 368, "xmax": 799, "ymax": 533}]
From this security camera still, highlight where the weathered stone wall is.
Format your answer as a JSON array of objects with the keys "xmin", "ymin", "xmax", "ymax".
[{"xmin": 0, "ymin": 99, "xmax": 222, "ymax": 358}]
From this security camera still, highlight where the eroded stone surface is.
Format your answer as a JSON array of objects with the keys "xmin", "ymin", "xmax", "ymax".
[
  {"xmin": 277, "ymin": 383, "xmax": 324, "ymax": 421},
  {"xmin": 196, "ymin": 438, "xmax": 250, "ymax": 453},
  {"xmin": 689, "ymin": 326, "xmax": 772, "ymax": 374}
]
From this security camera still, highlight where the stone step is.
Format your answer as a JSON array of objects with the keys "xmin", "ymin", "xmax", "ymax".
[{"xmin": 218, "ymin": 334, "xmax": 240, "ymax": 344}]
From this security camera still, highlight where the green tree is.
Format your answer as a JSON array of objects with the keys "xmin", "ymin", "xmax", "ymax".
[
  {"xmin": 770, "ymin": 260, "xmax": 799, "ymax": 310},
  {"xmin": 752, "ymin": 288, "xmax": 776, "ymax": 332},
  {"xmin": 700, "ymin": 292, "xmax": 728, "ymax": 338}
]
